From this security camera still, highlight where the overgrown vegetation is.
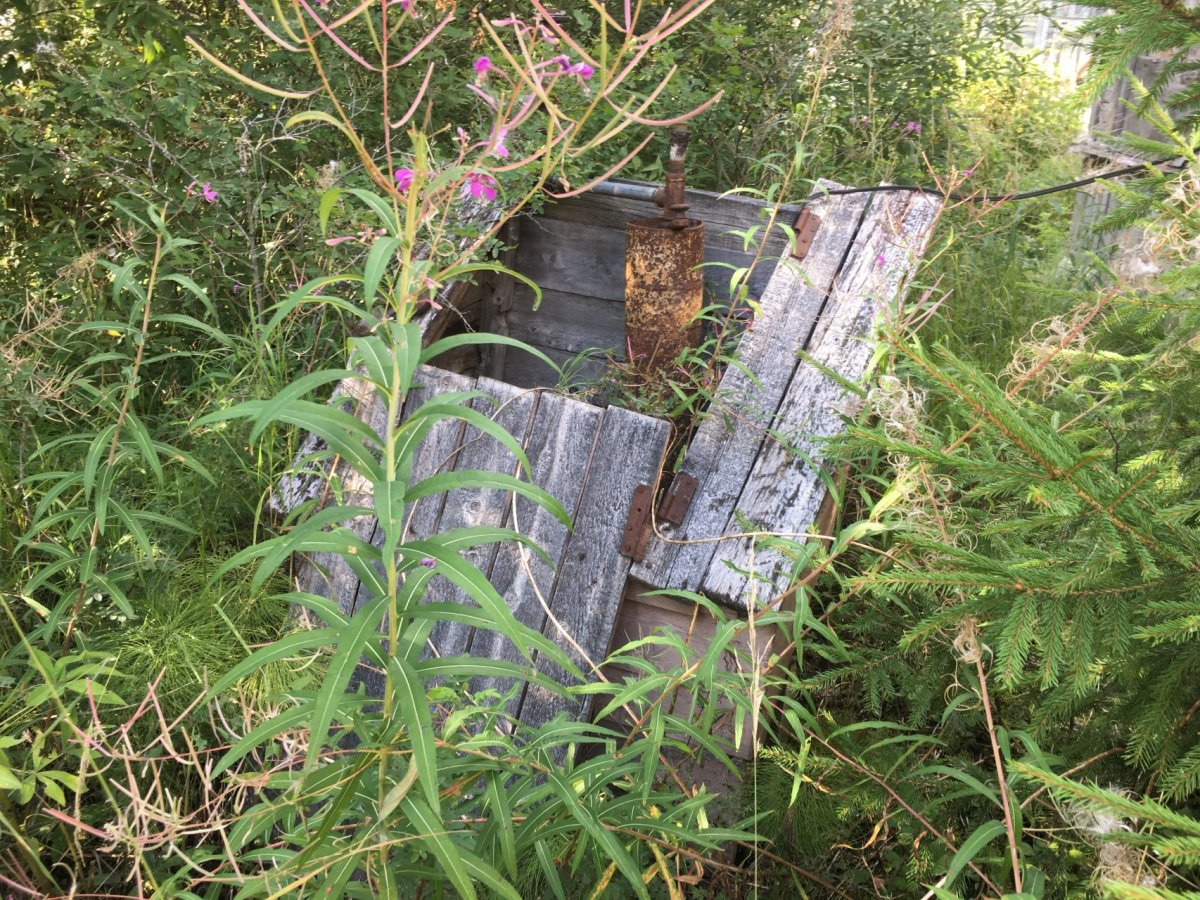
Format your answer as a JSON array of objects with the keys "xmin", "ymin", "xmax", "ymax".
[{"xmin": 2, "ymin": 0, "xmax": 1198, "ymax": 896}]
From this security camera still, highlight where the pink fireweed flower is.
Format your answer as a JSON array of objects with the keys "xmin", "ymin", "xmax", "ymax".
[
  {"xmin": 474, "ymin": 56, "xmax": 492, "ymax": 74},
  {"xmin": 489, "ymin": 126, "xmax": 510, "ymax": 159},
  {"xmin": 394, "ymin": 168, "xmax": 414, "ymax": 191},
  {"xmin": 569, "ymin": 62, "xmax": 594, "ymax": 79},
  {"xmin": 463, "ymin": 172, "xmax": 497, "ymax": 201},
  {"xmin": 186, "ymin": 179, "xmax": 217, "ymax": 201}
]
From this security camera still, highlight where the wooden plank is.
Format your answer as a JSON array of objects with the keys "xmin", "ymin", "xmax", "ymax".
[
  {"xmin": 517, "ymin": 405, "xmax": 670, "ymax": 728},
  {"xmin": 702, "ymin": 191, "xmax": 942, "ymax": 607},
  {"xmin": 466, "ymin": 393, "xmax": 603, "ymax": 704},
  {"xmin": 515, "ymin": 215, "xmax": 628, "ymax": 302},
  {"xmin": 541, "ymin": 187, "xmax": 803, "ymax": 302},
  {"xmin": 501, "ymin": 343, "xmax": 609, "ymax": 392},
  {"xmin": 602, "ymin": 583, "xmax": 764, "ymax": 758},
  {"xmin": 507, "ymin": 286, "xmax": 626, "ymax": 357},
  {"xmin": 347, "ymin": 366, "xmax": 477, "ymax": 618},
  {"xmin": 542, "ymin": 186, "xmax": 802, "ymax": 246},
  {"xmin": 477, "ymin": 219, "xmax": 520, "ymax": 381},
  {"xmin": 518, "ymin": 188, "xmax": 801, "ymax": 308},
  {"xmin": 423, "ymin": 377, "xmax": 539, "ymax": 660},
  {"xmin": 630, "ymin": 186, "xmax": 873, "ymax": 591}
]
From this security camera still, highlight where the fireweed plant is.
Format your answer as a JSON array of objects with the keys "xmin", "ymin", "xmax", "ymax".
[{"xmin": 121, "ymin": 0, "xmax": 769, "ymax": 895}]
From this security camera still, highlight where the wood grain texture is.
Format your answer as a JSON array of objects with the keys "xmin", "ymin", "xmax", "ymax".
[
  {"xmin": 501, "ymin": 343, "xmax": 607, "ymax": 392},
  {"xmin": 423, "ymin": 377, "xmax": 538, "ymax": 660},
  {"xmin": 517, "ymin": 405, "xmax": 670, "ymax": 728},
  {"xmin": 630, "ymin": 186, "xmax": 872, "ymax": 591},
  {"xmin": 507, "ymin": 285, "xmax": 625, "ymax": 357},
  {"xmin": 467, "ymin": 392, "xmax": 602, "ymax": 704},
  {"xmin": 702, "ymin": 191, "xmax": 942, "ymax": 607}
]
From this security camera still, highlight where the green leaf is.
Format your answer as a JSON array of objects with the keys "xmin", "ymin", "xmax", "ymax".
[
  {"xmin": 399, "ymin": 795, "xmax": 478, "ymax": 900},
  {"xmin": 259, "ymin": 276, "xmax": 363, "ymax": 342},
  {"xmin": 83, "ymin": 424, "xmax": 116, "ymax": 499},
  {"xmin": 408, "ymin": 471, "xmax": 569, "ymax": 527},
  {"xmin": 945, "ymin": 818, "xmax": 1005, "ymax": 887},
  {"xmin": 421, "ymin": 332, "xmax": 561, "ymax": 375},
  {"xmin": 387, "ymin": 654, "xmax": 441, "ymax": 812},
  {"xmin": 161, "ymin": 273, "xmax": 217, "ymax": 319},
  {"xmin": 319, "ymin": 189, "xmax": 342, "ymax": 235},
  {"xmin": 248, "ymin": 369, "xmax": 359, "ymax": 443},
  {"xmin": 486, "ymin": 774, "xmax": 519, "ymax": 880},
  {"xmin": 198, "ymin": 399, "xmax": 383, "ymax": 483},
  {"xmin": 206, "ymin": 630, "xmax": 337, "ymax": 705},
  {"xmin": 304, "ymin": 593, "xmax": 391, "ymax": 770},
  {"xmin": 212, "ymin": 701, "xmax": 316, "ymax": 776},
  {"xmin": 285, "ymin": 110, "xmax": 360, "ymax": 148},
  {"xmin": 122, "ymin": 410, "xmax": 163, "ymax": 484},
  {"xmin": 459, "ymin": 849, "xmax": 523, "ymax": 900},
  {"xmin": 344, "ymin": 188, "xmax": 402, "ymax": 236},
  {"xmin": 363, "ymin": 236, "xmax": 404, "ymax": 311},
  {"xmin": 154, "ymin": 313, "xmax": 233, "ymax": 346},
  {"xmin": 545, "ymin": 770, "xmax": 649, "ymax": 899}
]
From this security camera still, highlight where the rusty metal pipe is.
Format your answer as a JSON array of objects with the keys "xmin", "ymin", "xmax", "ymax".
[{"xmin": 624, "ymin": 127, "xmax": 704, "ymax": 375}]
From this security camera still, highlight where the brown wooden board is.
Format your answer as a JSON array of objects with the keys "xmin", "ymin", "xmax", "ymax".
[
  {"xmin": 702, "ymin": 191, "xmax": 942, "ymax": 607},
  {"xmin": 467, "ymin": 392, "xmax": 603, "ymax": 706},
  {"xmin": 518, "ymin": 405, "xmax": 670, "ymax": 728},
  {"xmin": 630, "ymin": 186, "xmax": 873, "ymax": 592}
]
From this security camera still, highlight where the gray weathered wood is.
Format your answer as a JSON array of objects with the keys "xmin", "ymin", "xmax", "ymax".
[
  {"xmin": 518, "ymin": 405, "xmax": 670, "ymax": 728},
  {"xmin": 630, "ymin": 185, "xmax": 872, "ymax": 591},
  {"xmin": 516, "ymin": 215, "xmax": 628, "ymax": 303},
  {"xmin": 343, "ymin": 366, "xmax": 477, "ymax": 618},
  {"xmin": 477, "ymin": 220, "xmax": 519, "ymax": 381},
  {"xmin": 424, "ymin": 377, "xmax": 538, "ymax": 659},
  {"xmin": 507, "ymin": 285, "xmax": 625, "ymax": 357},
  {"xmin": 502, "ymin": 343, "xmax": 608, "ymax": 392},
  {"xmin": 467, "ymin": 392, "xmax": 603, "ymax": 704},
  {"xmin": 702, "ymin": 191, "xmax": 942, "ymax": 607}
]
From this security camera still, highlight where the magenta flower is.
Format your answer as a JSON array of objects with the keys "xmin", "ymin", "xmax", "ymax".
[
  {"xmin": 489, "ymin": 126, "xmax": 510, "ymax": 159},
  {"xmin": 905, "ymin": 121, "xmax": 922, "ymax": 134},
  {"xmin": 474, "ymin": 56, "xmax": 492, "ymax": 74},
  {"xmin": 569, "ymin": 62, "xmax": 595, "ymax": 79},
  {"xmin": 963, "ymin": 167, "xmax": 975, "ymax": 179},
  {"xmin": 463, "ymin": 172, "xmax": 497, "ymax": 201},
  {"xmin": 394, "ymin": 168, "xmax": 414, "ymax": 192},
  {"xmin": 201, "ymin": 182, "xmax": 218, "ymax": 202},
  {"xmin": 551, "ymin": 54, "xmax": 570, "ymax": 71}
]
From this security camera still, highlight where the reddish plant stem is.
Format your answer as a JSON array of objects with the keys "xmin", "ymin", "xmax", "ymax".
[{"xmin": 976, "ymin": 655, "xmax": 1022, "ymax": 893}]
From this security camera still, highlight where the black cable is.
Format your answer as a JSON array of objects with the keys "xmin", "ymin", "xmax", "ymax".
[{"xmin": 803, "ymin": 155, "xmax": 1185, "ymax": 204}]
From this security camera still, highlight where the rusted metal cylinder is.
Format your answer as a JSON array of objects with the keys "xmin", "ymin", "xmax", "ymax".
[{"xmin": 624, "ymin": 216, "xmax": 705, "ymax": 374}]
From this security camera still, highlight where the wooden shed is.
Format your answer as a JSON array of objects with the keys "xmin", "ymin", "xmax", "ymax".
[{"xmin": 280, "ymin": 177, "xmax": 941, "ymax": 760}]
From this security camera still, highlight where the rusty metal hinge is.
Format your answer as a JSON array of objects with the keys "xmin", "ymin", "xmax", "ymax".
[
  {"xmin": 620, "ymin": 474, "xmax": 699, "ymax": 561},
  {"xmin": 659, "ymin": 473, "xmax": 698, "ymax": 525},
  {"xmin": 790, "ymin": 207, "xmax": 822, "ymax": 261},
  {"xmin": 620, "ymin": 484, "xmax": 654, "ymax": 562}
]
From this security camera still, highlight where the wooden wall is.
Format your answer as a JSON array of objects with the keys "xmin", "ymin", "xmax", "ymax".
[{"xmin": 501, "ymin": 183, "xmax": 803, "ymax": 389}]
